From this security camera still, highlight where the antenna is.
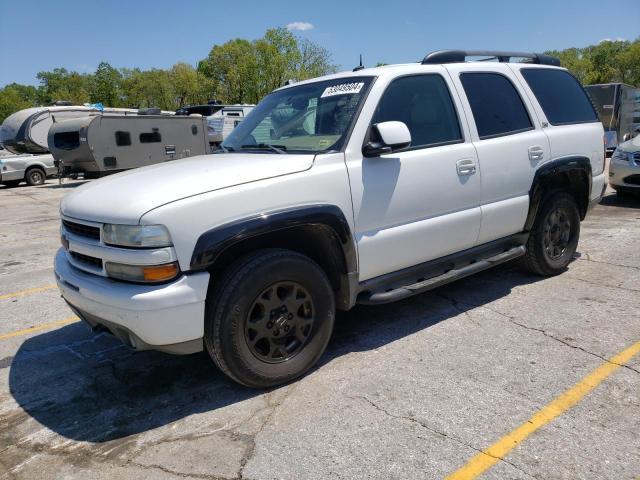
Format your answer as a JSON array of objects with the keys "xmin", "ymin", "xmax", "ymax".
[{"xmin": 353, "ymin": 54, "xmax": 365, "ymax": 71}]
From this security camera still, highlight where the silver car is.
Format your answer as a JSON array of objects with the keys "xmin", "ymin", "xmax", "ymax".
[
  {"xmin": 609, "ymin": 135, "xmax": 640, "ymax": 196},
  {"xmin": 0, "ymin": 153, "xmax": 57, "ymax": 187}
]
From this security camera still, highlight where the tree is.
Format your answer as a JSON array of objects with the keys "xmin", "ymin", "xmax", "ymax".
[
  {"xmin": 198, "ymin": 38, "xmax": 258, "ymax": 103},
  {"xmin": 89, "ymin": 62, "xmax": 122, "ymax": 106},
  {"xmin": 296, "ymin": 38, "xmax": 336, "ymax": 80},
  {"xmin": 198, "ymin": 28, "xmax": 337, "ymax": 104},
  {"xmin": 36, "ymin": 68, "xmax": 91, "ymax": 105},
  {"xmin": 0, "ymin": 84, "xmax": 38, "ymax": 122},
  {"xmin": 169, "ymin": 62, "xmax": 212, "ymax": 107},
  {"xmin": 546, "ymin": 38, "xmax": 640, "ymax": 86}
]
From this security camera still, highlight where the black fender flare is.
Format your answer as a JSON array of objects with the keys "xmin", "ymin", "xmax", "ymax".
[
  {"xmin": 524, "ymin": 156, "xmax": 592, "ymax": 231},
  {"xmin": 189, "ymin": 204, "xmax": 358, "ymax": 274}
]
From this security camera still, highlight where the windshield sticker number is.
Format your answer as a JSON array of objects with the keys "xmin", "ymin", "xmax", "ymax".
[{"xmin": 321, "ymin": 82, "xmax": 365, "ymax": 98}]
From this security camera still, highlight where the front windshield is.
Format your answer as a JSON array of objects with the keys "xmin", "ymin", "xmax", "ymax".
[{"xmin": 222, "ymin": 76, "xmax": 374, "ymax": 154}]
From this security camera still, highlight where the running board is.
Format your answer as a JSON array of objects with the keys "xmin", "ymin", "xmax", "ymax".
[{"xmin": 358, "ymin": 245, "xmax": 526, "ymax": 305}]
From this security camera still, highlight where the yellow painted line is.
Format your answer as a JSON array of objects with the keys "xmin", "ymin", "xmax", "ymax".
[
  {"xmin": 446, "ymin": 339, "xmax": 640, "ymax": 480},
  {"xmin": 0, "ymin": 284, "xmax": 57, "ymax": 301},
  {"xmin": 0, "ymin": 316, "xmax": 79, "ymax": 341}
]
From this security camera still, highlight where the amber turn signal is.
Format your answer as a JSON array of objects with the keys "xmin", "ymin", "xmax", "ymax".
[
  {"xmin": 142, "ymin": 263, "xmax": 180, "ymax": 282},
  {"xmin": 105, "ymin": 261, "xmax": 180, "ymax": 283}
]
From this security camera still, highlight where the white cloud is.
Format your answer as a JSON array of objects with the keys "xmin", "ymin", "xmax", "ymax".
[
  {"xmin": 286, "ymin": 21, "xmax": 314, "ymax": 31},
  {"xmin": 599, "ymin": 37, "xmax": 626, "ymax": 43}
]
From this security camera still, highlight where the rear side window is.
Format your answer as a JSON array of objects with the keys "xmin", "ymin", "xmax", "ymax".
[
  {"xmin": 371, "ymin": 74, "xmax": 462, "ymax": 148},
  {"xmin": 460, "ymin": 73, "xmax": 533, "ymax": 139},
  {"xmin": 521, "ymin": 68, "xmax": 598, "ymax": 125},
  {"xmin": 140, "ymin": 129, "xmax": 161, "ymax": 143}
]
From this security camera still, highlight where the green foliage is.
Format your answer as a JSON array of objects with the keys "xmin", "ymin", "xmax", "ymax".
[
  {"xmin": 545, "ymin": 38, "xmax": 640, "ymax": 85},
  {"xmin": 0, "ymin": 28, "xmax": 337, "ymax": 123},
  {"xmin": 198, "ymin": 27, "xmax": 337, "ymax": 103},
  {"xmin": 0, "ymin": 83, "xmax": 38, "ymax": 122}
]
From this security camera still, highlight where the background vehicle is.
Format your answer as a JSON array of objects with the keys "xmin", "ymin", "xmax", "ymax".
[
  {"xmin": 609, "ymin": 135, "xmax": 640, "ymax": 196},
  {"xmin": 0, "ymin": 153, "xmax": 56, "ymax": 187},
  {"xmin": 48, "ymin": 114, "xmax": 210, "ymax": 177},
  {"xmin": 206, "ymin": 105, "xmax": 254, "ymax": 144},
  {"xmin": 54, "ymin": 50, "xmax": 605, "ymax": 388},
  {"xmin": 585, "ymin": 83, "xmax": 640, "ymax": 154},
  {"xmin": 0, "ymin": 105, "xmax": 139, "ymax": 155}
]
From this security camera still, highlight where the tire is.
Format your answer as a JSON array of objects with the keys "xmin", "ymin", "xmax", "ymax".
[
  {"xmin": 205, "ymin": 249, "xmax": 335, "ymax": 388},
  {"xmin": 520, "ymin": 191, "xmax": 580, "ymax": 276},
  {"xmin": 25, "ymin": 167, "xmax": 46, "ymax": 186},
  {"xmin": 1, "ymin": 180, "xmax": 21, "ymax": 188}
]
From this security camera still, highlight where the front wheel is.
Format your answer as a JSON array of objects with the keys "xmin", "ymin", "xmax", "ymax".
[
  {"xmin": 520, "ymin": 191, "xmax": 580, "ymax": 276},
  {"xmin": 205, "ymin": 249, "xmax": 335, "ymax": 388}
]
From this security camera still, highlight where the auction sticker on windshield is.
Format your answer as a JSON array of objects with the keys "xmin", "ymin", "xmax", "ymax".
[{"xmin": 321, "ymin": 82, "xmax": 365, "ymax": 98}]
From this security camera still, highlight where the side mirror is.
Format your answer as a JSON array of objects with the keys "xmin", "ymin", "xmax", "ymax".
[{"xmin": 363, "ymin": 121, "xmax": 411, "ymax": 157}]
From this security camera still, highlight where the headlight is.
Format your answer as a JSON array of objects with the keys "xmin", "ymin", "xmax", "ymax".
[
  {"xmin": 611, "ymin": 149, "xmax": 629, "ymax": 164},
  {"xmin": 102, "ymin": 224, "xmax": 172, "ymax": 248},
  {"xmin": 105, "ymin": 261, "xmax": 180, "ymax": 283}
]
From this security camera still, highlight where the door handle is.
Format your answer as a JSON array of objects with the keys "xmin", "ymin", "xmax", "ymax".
[
  {"xmin": 456, "ymin": 158, "xmax": 477, "ymax": 176},
  {"xmin": 528, "ymin": 146, "xmax": 544, "ymax": 162}
]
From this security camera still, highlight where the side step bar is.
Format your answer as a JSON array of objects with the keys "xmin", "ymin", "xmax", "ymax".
[{"xmin": 358, "ymin": 245, "xmax": 526, "ymax": 305}]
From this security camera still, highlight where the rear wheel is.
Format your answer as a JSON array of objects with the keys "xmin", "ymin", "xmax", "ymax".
[
  {"xmin": 205, "ymin": 249, "xmax": 335, "ymax": 388},
  {"xmin": 25, "ymin": 167, "xmax": 46, "ymax": 186},
  {"xmin": 520, "ymin": 191, "xmax": 580, "ymax": 276}
]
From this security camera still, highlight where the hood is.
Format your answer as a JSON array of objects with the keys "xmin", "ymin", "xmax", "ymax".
[
  {"xmin": 618, "ymin": 135, "xmax": 640, "ymax": 153},
  {"xmin": 61, "ymin": 153, "xmax": 314, "ymax": 224}
]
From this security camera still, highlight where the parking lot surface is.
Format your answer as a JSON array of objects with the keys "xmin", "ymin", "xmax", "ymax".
[{"xmin": 0, "ymin": 179, "xmax": 639, "ymax": 480}]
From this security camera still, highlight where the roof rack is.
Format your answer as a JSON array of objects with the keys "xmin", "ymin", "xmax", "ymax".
[{"xmin": 421, "ymin": 50, "xmax": 561, "ymax": 66}]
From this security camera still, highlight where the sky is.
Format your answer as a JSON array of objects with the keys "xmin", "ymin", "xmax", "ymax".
[{"xmin": 0, "ymin": 0, "xmax": 638, "ymax": 87}]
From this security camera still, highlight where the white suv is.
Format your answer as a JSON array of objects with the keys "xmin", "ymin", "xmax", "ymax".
[{"xmin": 55, "ymin": 50, "xmax": 606, "ymax": 387}]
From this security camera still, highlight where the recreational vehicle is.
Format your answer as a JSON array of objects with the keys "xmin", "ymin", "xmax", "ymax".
[
  {"xmin": 0, "ymin": 105, "xmax": 139, "ymax": 155},
  {"xmin": 48, "ymin": 113, "xmax": 211, "ymax": 177},
  {"xmin": 585, "ymin": 83, "xmax": 639, "ymax": 153},
  {"xmin": 206, "ymin": 105, "xmax": 254, "ymax": 143}
]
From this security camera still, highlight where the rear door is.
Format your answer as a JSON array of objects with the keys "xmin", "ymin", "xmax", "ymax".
[
  {"xmin": 514, "ymin": 66, "xmax": 605, "ymax": 197},
  {"xmin": 446, "ymin": 64, "xmax": 550, "ymax": 244}
]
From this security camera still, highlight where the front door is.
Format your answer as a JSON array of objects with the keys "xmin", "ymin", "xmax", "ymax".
[{"xmin": 345, "ymin": 72, "xmax": 482, "ymax": 281}]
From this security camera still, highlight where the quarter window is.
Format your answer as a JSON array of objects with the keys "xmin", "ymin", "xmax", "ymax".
[
  {"xmin": 460, "ymin": 73, "xmax": 533, "ymax": 139},
  {"xmin": 521, "ymin": 68, "xmax": 598, "ymax": 125},
  {"xmin": 371, "ymin": 75, "xmax": 462, "ymax": 148}
]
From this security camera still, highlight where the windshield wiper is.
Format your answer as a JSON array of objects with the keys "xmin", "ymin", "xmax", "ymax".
[{"xmin": 240, "ymin": 143, "xmax": 287, "ymax": 154}]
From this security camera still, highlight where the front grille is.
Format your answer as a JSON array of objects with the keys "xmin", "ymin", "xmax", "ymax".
[
  {"xmin": 63, "ymin": 220, "xmax": 101, "ymax": 241},
  {"xmin": 623, "ymin": 174, "xmax": 640, "ymax": 186},
  {"xmin": 70, "ymin": 251, "xmax": 103, "ymax": 269},
  {"xmin": 633, "ymin": 152, "xmax": 640, "ymax": 166}
]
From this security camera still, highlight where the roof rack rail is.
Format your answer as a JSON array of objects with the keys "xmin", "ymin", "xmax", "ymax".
[{"xmin": 421, "ymin": 50, "xmax": 561, "ymax": 66}]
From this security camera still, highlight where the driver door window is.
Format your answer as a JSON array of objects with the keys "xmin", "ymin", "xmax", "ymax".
[{"xmin": 371, "ymin": 74, "xmax": 463, "ymax": 149}]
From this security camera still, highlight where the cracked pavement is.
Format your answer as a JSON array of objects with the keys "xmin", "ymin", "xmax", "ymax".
[{"xmin": 0, "ymin": 179, "xmax": 639, "ymax": 479}]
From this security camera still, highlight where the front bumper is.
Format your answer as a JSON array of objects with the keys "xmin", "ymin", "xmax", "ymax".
[
  {"xmin": 609, "ymin": 158, "xmax": 640, "ymax": 190},
  {"xmin": 54, "ymin": 248, "xmax": 209, "ymax": 354}
]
